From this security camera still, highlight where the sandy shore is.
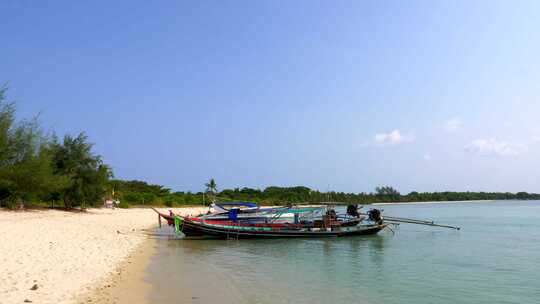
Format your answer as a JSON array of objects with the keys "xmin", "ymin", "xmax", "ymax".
[{"xmin": 0, "ymin": 207, "xmax": 207, "ymax": 304}]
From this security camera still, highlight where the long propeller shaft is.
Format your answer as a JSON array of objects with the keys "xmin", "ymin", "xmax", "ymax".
[
  {"xmin": 360, "ymin": 212, "xmax": 461, "ymax": 230},
  {"xmin": 383, "ymin": 217, "xmax": 460, "ymax": 230}
]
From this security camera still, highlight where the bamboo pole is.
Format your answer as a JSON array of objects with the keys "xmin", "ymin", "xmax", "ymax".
[
  {"xmin": 384, "ymin": 218, "xmax": 460, "ymax": 230},
  {"xmin": 383, "ymin": 216, "xmax": 434, "ymax": 224}
]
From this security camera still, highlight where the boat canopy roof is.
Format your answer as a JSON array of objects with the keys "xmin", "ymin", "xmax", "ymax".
[
  {"xmin": 281, "ymin": 207, "xmax": 322, "ymax": 214},
  {"xmin": 214, "ymin": 202, "xmax": 258, "ymax": 208},
  {"xmin": 259, "ymin": 206, "xmax": 322, "ymax": 214}
]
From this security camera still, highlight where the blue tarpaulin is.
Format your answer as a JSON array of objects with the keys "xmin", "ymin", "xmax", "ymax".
[{"xmin": 228, "ymin": 208, "xmax": 239, "ymax": 221}]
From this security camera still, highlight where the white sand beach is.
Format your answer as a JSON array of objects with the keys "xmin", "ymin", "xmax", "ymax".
[{"xmin": 0, "ymin": 207, "xmax": 206, "ymax": 304}]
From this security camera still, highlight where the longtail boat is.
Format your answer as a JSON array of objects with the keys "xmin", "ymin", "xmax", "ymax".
[
  {"xmin": 178, "ymin": 217, "xmax": 386, "ymax": 239},
  {"xmin": 154, "ymin": 204, "xmax": 387, "ymax": 239},
  {"xmin": 152, "ymin": 203, "xmax": 460, "ymax": 239}
]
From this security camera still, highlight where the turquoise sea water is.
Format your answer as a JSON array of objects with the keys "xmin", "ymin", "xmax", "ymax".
[{"xmin": 147, "ymin": 201, "xmax": 540, "ymax": 304}]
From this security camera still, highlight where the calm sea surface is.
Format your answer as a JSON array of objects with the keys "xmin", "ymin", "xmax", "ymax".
[{"xmin": 146, "ymin": 201, "xmax": 540, "ymax": 304}]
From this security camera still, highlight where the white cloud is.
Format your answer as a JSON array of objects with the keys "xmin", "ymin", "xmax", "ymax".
[
  {"xmin": 423, "ymin": 154, "xmax": 432, "ymax": 160},
  {"xmin": 531, "ymin": 127, "xmax": 540, "ymax": 142},
  {"xmin": 465, "ymin": 139, "xmax": 526, "ymax": 157},
  {"xmin": 373, "ymin": 130, "xmax": 411, "ymax": 145},
  {"xmin": 444, "ymin": 118, "xmax": 463, "ymax": 132}
]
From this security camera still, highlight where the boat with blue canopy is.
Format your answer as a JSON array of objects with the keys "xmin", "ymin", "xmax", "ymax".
[{"xmin": 152, "ymin": 203, "xmax": 459, "ymax": 239}]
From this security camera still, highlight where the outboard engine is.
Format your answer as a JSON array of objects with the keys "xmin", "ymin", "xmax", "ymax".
[
  {"xmin": 346, "ymin": 204, "xmax": 360, "ymax": 218},
  {"xmin": 367, "ymin": 209, "xmax": 383, "ymax": 225}
]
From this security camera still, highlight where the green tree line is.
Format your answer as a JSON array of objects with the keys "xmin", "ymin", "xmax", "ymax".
[{"xmin": 110, "ymin": 180, "xmax": 540, "ymax": 208}]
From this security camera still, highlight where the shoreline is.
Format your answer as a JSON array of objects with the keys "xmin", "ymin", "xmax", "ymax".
[
  {"xmin": 372, "ymin": 199, "xmax": 497, "ymax": 206},
  {"xmin": 256, "ymin": 199, "xmax": 515, "ymax": 207},
  {"xmin": 0, "ymin": 207, "xmax": 206, "ymax": 304}
]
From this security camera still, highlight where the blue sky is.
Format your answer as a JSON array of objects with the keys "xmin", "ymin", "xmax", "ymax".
[{"xmin": 2, "ymin": 1, "xmax": 540, "ymax": 193}]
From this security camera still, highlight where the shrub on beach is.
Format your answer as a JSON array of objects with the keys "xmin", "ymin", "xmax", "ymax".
[
  {"xmin": 122, "ymin": 192, "xmax": 142, "ymax": 204},
  {"xmin": 117, "ymin": 201, "xmax": 129, "ymax": 208}
]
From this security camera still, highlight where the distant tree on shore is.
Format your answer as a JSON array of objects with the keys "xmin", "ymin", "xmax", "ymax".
[
  {"xmin": 375, "ymin": 186, "xmax": 401, "ymax": 202},
  {"xmin": 205, "ymin": 178, "xmax": 218, "ymax": 204}
]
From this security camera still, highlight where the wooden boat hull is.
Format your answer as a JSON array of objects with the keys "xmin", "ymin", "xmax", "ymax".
[{"xmin": 180, "ymin": 218, "xmax": 386, "ymax": 239}]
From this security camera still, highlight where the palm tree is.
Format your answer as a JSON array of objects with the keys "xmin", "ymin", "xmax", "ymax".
[{"xmin": 205, "ymin": 178, "xmax": 218, "ymax": 204}]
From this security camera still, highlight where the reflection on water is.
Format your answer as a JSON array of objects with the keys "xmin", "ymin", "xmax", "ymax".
[{"xmin": 146, "ymin": 201, "xmax": 540, "ymax": 304}]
